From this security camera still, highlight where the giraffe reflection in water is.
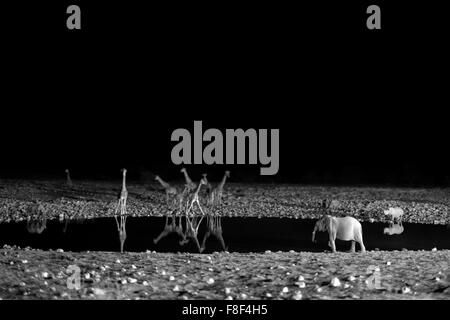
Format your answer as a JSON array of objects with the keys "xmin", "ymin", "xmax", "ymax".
[
  {"xmin": 200, "ymin": 214, "xmax": 227, "ymax": 253},
  {"xmin": 153, "ymin": 213, "xmax": 228, "ymax": 253},
  {"xmin": 153, "ymin": 213, "xmax": 184, "ymax": 244},
  {"xmin": 152, "ymin": 170, "xmax": 231, "ymax": 253}
]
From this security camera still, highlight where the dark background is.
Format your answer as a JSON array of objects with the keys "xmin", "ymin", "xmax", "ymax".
[{"xmin": 1, "ymin": 1, "xmax": 448, "ymax": 186}]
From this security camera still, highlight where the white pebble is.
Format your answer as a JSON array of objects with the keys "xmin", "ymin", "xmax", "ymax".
[
  {"xmin": 93, "ymin": 288, "xmax": 106, "ymax": 295},
  {"xmin": 282, "ymin": 287, "xmax": 289, "ymax": 293},
  {"xmin": 330, "ymin": 277, "xmax": 341, "ymax": 287},
  {"xmin": 225, "ymin": 288, "xmax": 232, "ymax": 295},
  {"xmin": 292, "ymin": 290, "xmax": 302, "ymax": 300},
  {"xmin": 401, "ymin": 286, "xmax": 411, "ymax": 294},
  {"xmin": 169, "ymin": 276, "xmax": 175, "ymax": 281},
  {"xmin": 207, "ymin": 278, "xmax": 215, "ymax": 285},
  {"xmin": 225, "ymin": 296, "xmax": 233, "ymax": 300}
]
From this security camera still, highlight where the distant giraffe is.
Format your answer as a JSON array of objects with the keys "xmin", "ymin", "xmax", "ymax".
[
  {"xmin": 153, "ymin": 213, "xmax": 184, "ymax": 244},
  {"xmin": 65, "ymin": 169, "xmax": 73, "ymax": 186},
  {"xmin": 208, "ymin": 171, "xmax": 230, "ymax": 206},
  {"xmin": 114, "ymin": 168, "xmax": 128, "ymax": 253},
  {"xmin": 200, "ymin": 215, "xmax": 227, "ymax": 253},
  {"xmin": 180, "ymin": 167, "xmax": 197, "ymax": 191},
  {"xmin": 155, "ymin": 175, "xmax": 178, "ymax": 204}
]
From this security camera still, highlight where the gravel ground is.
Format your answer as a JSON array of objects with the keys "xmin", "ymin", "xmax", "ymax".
[
  {"xmin": 0, "ymin": 247, "xmax": 449, "ymax": 300},
  {"xmin": 0, "ymin": 180, "xmax": 449, "ymax": 224}
]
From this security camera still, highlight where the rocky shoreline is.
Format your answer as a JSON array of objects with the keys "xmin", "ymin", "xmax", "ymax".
[
  {"xmin": 0, "ymin": 180, "xmax": 450, "ymax": 225},
  {"xmin": 0, "ymin": 180, "xmax": 449, "ymax": 224}
]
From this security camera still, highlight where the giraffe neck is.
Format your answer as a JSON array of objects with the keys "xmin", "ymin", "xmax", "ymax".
[
  {"xmin": 122, "ymin": 172, "xmax": 127, "ymax": 191},
  {"xmin": 193, "ymin": 182, "xmax": 203, "ymax": 197},
  {"xmin": 183, "ymin": 171, "xmax": 193, "ymax": 184},
  {"xmin": 218, "ymin": 174, "xmax": 228, "ymax": 190},
  {"xmin": 156, "ymin": 177, "xmax": 169, "ymax": 189}
]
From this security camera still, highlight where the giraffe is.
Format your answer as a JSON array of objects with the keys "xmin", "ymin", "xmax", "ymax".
[
  {"xmin": 176, "ymin": 184, "xmax": 191, "ymax": 214},
  {"xmin": 155, "ymin": 175, "xmax": 178, "ymax": 204},
  {"xmin": 200, "ymin": 214, "xmax": 227, "ymax": 253},
  {"xmin": 114, "ymin": 168, "xmax": 128, "ymax": 253},
  {"xmin": 178, "ymin": 178, "xmax": 208, "ymax": 252},
  {"xmin": 180, "ymin": 167, "xmax": 197, "ymax": 191},
  {"xmin": 186, "ymin": 178, "xmax": 207, "ymax": 216},
  {"xmin": 208, "ymin": 171, "xmax": 230, "ymax": 206},
  {"xmin": 65, "ymin": 169, "xmax": 73, "ymax": 186},
  {"xmin": 153, "ymin": 213, "xmax": 184, "ymax": 244}
]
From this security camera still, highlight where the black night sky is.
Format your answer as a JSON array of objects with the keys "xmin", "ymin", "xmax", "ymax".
[{"xmin": 1, "ymin": 1, "xmax": 448, "ymax": 186}]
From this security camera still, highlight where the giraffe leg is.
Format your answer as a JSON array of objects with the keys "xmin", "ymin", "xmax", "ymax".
[
  {"xmin": 195, "ymin": 214, "xmax": 205, "ymax": 232},
  {"xmin": 191, "ymin": 233, "xmax": 202, "ymax": 253},
  {"xmin": 217, "ymin": 234, "xmax": 227, "ymax": 251},
  {"xmin": 186, "ymin": 200, "xmax": 194, "ymax": 216},
  {"xmin": 200, "ymin": 231, "xmax": 211, "ymax": 253},
  {"xmin": 154, "ymin": 230, "xmax": 170, "ymax": 244},
  {"xmin": 114, "ymin": 201, "xmax": 121, "ymax": 216},
  {"xmin": 114, "ymin": 215, "xmax": 120, "ymax": 232},
  {"xmin": 195, "ymin": 199, "xmax": 206, "ymax": 216}
]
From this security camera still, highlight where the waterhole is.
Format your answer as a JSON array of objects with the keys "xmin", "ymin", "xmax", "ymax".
[{"xmin": 0, "ymin": 217, "xmax": 448, "ymax": 253}]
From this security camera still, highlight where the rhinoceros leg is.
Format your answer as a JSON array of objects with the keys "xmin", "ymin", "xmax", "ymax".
[
  {"xmin": 349, "ymin": 241, "xmax": 356, "ymax": 253},
  {"xmin": 358, "ymin": 240, "xmax": 366, "ymax": 253}
]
